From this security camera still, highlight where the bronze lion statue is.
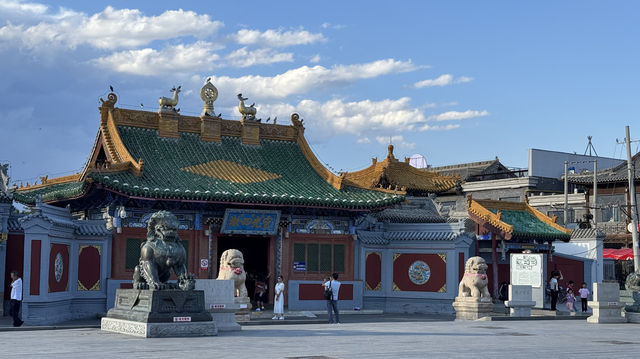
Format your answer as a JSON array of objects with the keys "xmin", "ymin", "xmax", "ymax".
[
  {"xmin": 132, "ymin": 211, "xmax": 195, "ymax": 291},
  {"xmin": 217, "ymin": 249, "xmax": 248, "ymax": 297},
  {"xmin": 458, "ymin": 256, "xmax": 491, "ymax": 301}
]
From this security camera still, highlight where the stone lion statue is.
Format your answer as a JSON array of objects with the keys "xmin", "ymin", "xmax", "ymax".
[
  {"xmin": 133, "ymin": 210, "xmax": 195, "ymax": 291},
  {"xmin": 458, "ymin": 256, "xmax": 491, "ymax": 301},
  {"xmin": 217, "ymin": 249, "xmax": 248, "ymax": 297}
]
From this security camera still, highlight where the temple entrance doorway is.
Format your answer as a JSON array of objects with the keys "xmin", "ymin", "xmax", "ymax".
[{"xmin": 217, "ymin": 235, "xmax": 271, "ymax": 304}]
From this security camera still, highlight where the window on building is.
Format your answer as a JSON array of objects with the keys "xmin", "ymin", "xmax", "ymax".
[
  {"xmin": 126, "ymin": 238, "xmax": 189, "ymax": 270},
  {"xmin": 126, "ymin": 238, "xmax": 143, "ymax": 270},
  {"xmin": 292, "ymin": 242, "xmax": 345, "ymax": 273},
  {"xmin": 601, "ymin": 206, "xmax": 621, "ymax": 222}
]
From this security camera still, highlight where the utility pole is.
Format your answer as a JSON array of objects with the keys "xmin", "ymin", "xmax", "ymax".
[
  {"xmin": 593, "ymin": 160, "xmax": 597, "ymax": 227},
  {"xmin": 564, "ymin": 161, "xmax": 569, "ymax": 226},
  {"xmin": 625, "ymin": 126, "xmax": 640, "ymax": 272}
]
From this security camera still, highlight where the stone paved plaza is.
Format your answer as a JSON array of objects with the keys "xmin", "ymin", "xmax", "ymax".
[{"xmin": 4, "ymin": 319, "xmax": 640, "ymax": 358}]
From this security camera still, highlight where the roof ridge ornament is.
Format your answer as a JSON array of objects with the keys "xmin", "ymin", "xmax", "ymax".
[
  {"xmin": 100, "ymin": 92, "xmax": 117, "ymax": 109},
  {"xmin": 201, "ymin": 78, "xmax": 218, "ymax": 117},
  {"xmin": 158, "ymin": 85, "xmax": 181, "ymax": 114},
  {"xmin": 237, "ymin": 93, "xmax": 257, "ymax": 121}
]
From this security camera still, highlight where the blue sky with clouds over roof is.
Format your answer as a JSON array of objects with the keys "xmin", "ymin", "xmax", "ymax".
[{"xmin": 0, "ymin": 0, "xmax": 638, "ymax": 185}]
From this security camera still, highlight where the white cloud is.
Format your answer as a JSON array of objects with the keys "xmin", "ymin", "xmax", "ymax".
[
  {"xmin": 356, "ymin": 137, "xmax": 371, "ymax": 144},
  {"xmin": 209, "ymin": 58, "xmax": 417, "ymax": 100},
  {"xmin": 0, "ymin": 5, "xmax": 222, "ymax": 51},
  {"xmin": 376, "ymin": 135, "xmax": 415, "ymax": 149},
  {"xmin": 225, "ymin": 47, "xmax": 293, "ymax": 68},
  {"xmin": 92, "ymin": 41, "xmax": 219, "ymax": 75},
  {"xmin": 413, "ymin": 74, "xmax": 473, "ymax": 88},
  {"xmin": 321, "ymin": 22, "xmax": 346, "ymax": 30},
  {"xmin": 309, "ymin": 54, "xmax": 321, "ymax": 63},
  {"xmin": 258, "ymin": 97, "xmax": 488, "ymax": 141},
  {"xmin": 427, "ymin": 110, "xmax": 489, "ymax": 121},
  {"xmin": 418, "ymin": 123, "xmax": 461, "ymax": 131},
  {"xmin": 232, "ymin": 28, "xmax": 325, "ymax": 47},
  {"xmin": 0, "ymin": 0, "xmax": 48, "ymax": 17}
]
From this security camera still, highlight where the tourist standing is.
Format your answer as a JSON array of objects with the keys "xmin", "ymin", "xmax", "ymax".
[
  {"xmin": 273, "ymin": 275, "xmax": 285, "ymax": 320},
  {"xmin": 578, "ymin": 282, "xmax": 590, "ymax": 313},
  {"xmin": 323, "ymin": 273, "xmax": 341, "ymax": 324},
  {"xmin": 254, "ymin": 273, "xmax": 268, "ymax": 311},
  {"xmin": 9, "ymin": 270, "xmax": 24, "ymax": 327},
  {"xmin": 549, "ymin": 272, "xmax": 560, "ymax": 310}
]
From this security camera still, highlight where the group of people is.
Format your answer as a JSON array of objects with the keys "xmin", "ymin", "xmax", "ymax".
[
  {"xmin": 549, "ymin": 271, "xmax": 590, "ymax": 313},
  {"xmin": 252, "ymin": 273, "xmax": 286, "ymax": 320},
  {"xmin": 252, "ymin": 272, "xmax": 341, "ymax": 323}
]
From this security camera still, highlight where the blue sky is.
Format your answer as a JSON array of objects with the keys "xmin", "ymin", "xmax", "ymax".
[{"xmin": 0, "ymin": 0, "xmax": 639, "ymax": 186}]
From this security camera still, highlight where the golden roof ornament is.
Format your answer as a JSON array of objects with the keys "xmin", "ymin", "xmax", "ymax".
[
  {"xmin": 237, "ymin": 93, "xmax": 257, "ymax": 121},
  {"xmin": 158, "ymin": 85, "xmax": 181, "ymax": 114},
  {"xmin": 201, "ymin": 78, "xmax": 218, "ymax": 117}
]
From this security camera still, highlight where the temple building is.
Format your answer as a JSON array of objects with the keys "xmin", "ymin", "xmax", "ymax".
[
  {"xmin": 466, "ymin": 196, "xmax": 590, "ymax": 307},
  {"xmin": 316, "ymin": 145, "xmax": 477, "ymax": 314},
  {"xmin": 2, "ymin": 82, "xmax": 405, "ymax": 324}
]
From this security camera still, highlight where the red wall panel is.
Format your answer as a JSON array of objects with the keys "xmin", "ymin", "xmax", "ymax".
[
  {"xmin": 393, "ymin": 253, "xmax": 446, "ymax": 292},
  {"xmin": 365, "ymin": 252, "xmax": 381, "ymax": 290},
  {"xmin": 4, "ymin": 234, "xmax": 24, "ymax": 299},
  {"xmin": 48, "ymin": 243, "xmax": 70, "ymax": 292},
  {"xmin": 30, "ymin": 240, "xmax": 41, "ymax": 296},
  {"xmin": 78, "ymin": 245, "xmax": 101, "ymax": 290},
  {"xmin": 298, "ymin": 283, "xmax": 353, "ymax": 300}
]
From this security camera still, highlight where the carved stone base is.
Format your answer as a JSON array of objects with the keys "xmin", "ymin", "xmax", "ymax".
[
  {"xmin": 504, "ymin": 300, "xmax": 536, "ymax": 317},
  {"xmin": 234, "ymin": 296, "xmax": 252, "ymax": 322},
  {"xmin": 586, "ymin": 301, "xmax": 626, "ymax": 324},
  {"xmin": 101, "ymin": 317, "xmax": 217, "ymax": 338},
  {"xmin": 625, "ymin": 311, "xmax": 640, "ymax": 323},
  {"xmin": 452, "ymin": 297, "xmax": 494, "ymax": 321},
  {"xmin": 106, "ymin": 289, "xmax": 212, "ymax": 323}
]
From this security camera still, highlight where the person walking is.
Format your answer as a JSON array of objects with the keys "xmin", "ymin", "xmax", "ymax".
[
  {"xmin": 565, "ymin": 288, "xmax": 576, "ymax": 312},
  {"xmin": 9, "ymin": 270, "xmax": 24, "ymax": 327},
  {"xmin": 578, "ymin": 282, "xmax": 590, "ymax": 313},
  {"xmin": 272, "ymin": 275, "xmax": 285, "ymax": 320},
  {"xmin": 323, "ymin": 273, "xmax": 341, "ymax": 324},
  {"xmin": 549, "ymin": 272, "xmax": 560, "ymax": 311}
]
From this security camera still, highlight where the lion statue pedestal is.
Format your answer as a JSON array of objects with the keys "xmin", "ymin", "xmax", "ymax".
[
  {"xmin": 101, "ymin": 211, "xmax": 217, "ymax": 337},
  {"xmin": 452, "ymin": 256, "xmax": 494, "ymax": 321},
  {"xmin": 217, "ymin": 249, "xmax": 252, "ymax": 321}
]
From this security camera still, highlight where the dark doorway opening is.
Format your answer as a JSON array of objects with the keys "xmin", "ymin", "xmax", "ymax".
[{"xmin": 218, "ymin": 235, "xmax": 270, "ymax": 302}]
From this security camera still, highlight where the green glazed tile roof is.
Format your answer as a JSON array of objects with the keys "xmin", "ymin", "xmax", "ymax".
[
  {"xmin": 488, "ymin": 208, "xmax": 570, "ymax": 240},
  {"xmin": 16, "ymin": 125, "xmax": 403, "ymax": 210},
  {"xmin": 13, "ymin": 181, "xmax": 88, "ymax": 205}
]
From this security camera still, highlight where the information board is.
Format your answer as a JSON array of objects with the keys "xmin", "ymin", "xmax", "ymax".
[{"xmin": 510, "ymin": 253, "xmax": 543, "ymax": 288}]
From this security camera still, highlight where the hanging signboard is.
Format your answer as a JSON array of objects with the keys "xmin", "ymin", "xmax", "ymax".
[
  {"xmin": 221, "ymin": 209, "xmax": 281, "ymax": 235},
  {"xmin": 510, "ymin": 253, "xmax": 543, "ymax": 288}
]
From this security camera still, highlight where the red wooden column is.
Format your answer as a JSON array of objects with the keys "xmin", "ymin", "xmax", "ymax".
[{"xmin": 491, "ymin": 232, "xmax": 498, "ymax": 298}]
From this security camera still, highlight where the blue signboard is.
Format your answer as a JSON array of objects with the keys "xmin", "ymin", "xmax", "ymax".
[
  {"xmin": 221, "ymin": 209, "xmax": 281, "ymax": 235},
  {"xmin": 293, "ymin": 262, "xmax": 306, "ymax": 271}
]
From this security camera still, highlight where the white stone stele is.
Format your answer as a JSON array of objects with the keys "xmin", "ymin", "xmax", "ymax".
[
  {"xmin": 452, "ymin": 297, "xmax": 494, "ymax": 321},
  {"xmin": 587, "ymin": 282, "xmax": 626, "ymax": 324},
  {"xmin": 101, "ymin": 317, "xmax": 218, "ymax": 338},
  {"xmin": 504, "ymin": 285, "xmax": 536, "ymax": 317},
  {"xmin": 195, "ymin": 279, "xmax": 242, "ymax": 331}
]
